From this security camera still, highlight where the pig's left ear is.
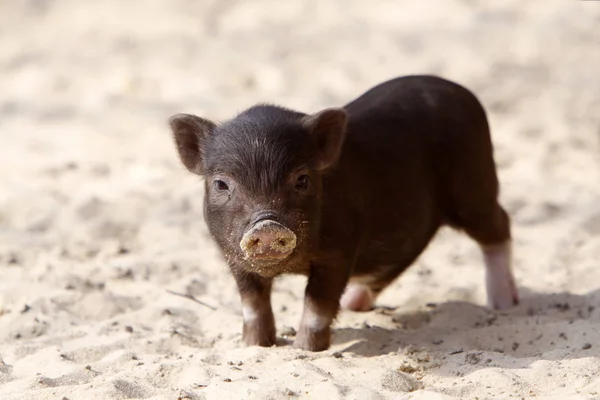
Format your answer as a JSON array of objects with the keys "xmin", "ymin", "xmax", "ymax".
[
  {"xmin": 303, "ymin": 108, "xmax": 348, "ymax": 170},
  {"xmin": 169, "ymin": 113, "xmax": 216, "ymax": 175}
]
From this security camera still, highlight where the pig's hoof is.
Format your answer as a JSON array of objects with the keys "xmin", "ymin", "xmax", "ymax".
[
  {"xmin": 486, "ymin": 272, "xmax": 519, "ymax": 310},
  {"xmin": 243, "ymin": 325, "xmax": 276, "ymax": 347},
  {"xmin": 483, "ymin": 241, "xmax": 519, "ymax": 311},
  {"xmin": 487, "ymin": 276, "xmax": 519, "ymax": 310},
  {"xmin": 340, "ymin": 283, "xmax": 374, "ymax": 312},
  {"xmin": 244, "ymin": 334, "xmax": 276, "ymax": 348},
  {"xmin": 293, "ymin": 328, "xmax": 330, "ymax": 352},
  {"xmin": 489, "ymin": 292, "xmax": 519, "ymax": 311}
]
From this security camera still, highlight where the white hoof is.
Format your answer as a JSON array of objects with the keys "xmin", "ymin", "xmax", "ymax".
[{"xmin": 340, "ymin": 283, "xmax": 375, "ymax": 312}]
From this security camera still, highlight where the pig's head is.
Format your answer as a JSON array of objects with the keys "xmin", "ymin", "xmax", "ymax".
[{"xmin": 169, "ymin": 105, "xmax": 347, "ymax": 277}]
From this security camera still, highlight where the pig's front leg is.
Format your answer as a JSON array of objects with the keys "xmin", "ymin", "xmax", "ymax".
[
  {"xmin": 232, "ymin": 270, "xmax": 276, "ymax": 347},
  {"xmin": 294, "ymin": 263, "xmax": 349, "ymax": 351}
]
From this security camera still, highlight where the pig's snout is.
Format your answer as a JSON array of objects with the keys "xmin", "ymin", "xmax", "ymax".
[{"xmin": 240, "ymin": 220, "xmax": 297, "ymax": 260}]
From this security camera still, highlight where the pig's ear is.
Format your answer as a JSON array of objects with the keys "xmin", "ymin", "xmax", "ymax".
[
  {"xmin": 303, "ymin": 108, "xmax": 348, "ymax": 170},
  {"xmin": 169, "ymin": 113, "xmax": 216, "ymax": 175}
]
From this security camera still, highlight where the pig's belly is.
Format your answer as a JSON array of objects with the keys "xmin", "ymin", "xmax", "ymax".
[{"xmin": 351, "ymin": 205, "xmax": 443, "ymax": 279}]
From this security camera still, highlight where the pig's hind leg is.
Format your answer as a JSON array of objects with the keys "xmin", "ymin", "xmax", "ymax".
[
  {"xmin": 445, "ymin": 131, "xmax": 518, "ymax": 310},
  {"xmin": 340, "ymin": 281, "xmax": 376, "ymax": 312},
  {"xmin": 480, "ymin": 238, "xmax": 517, "ymax": 310},
  {"xmin": 448, "ymin": 197, "xmax": 518, "ymax": 310},
  {"xmin": 340, "ymin": 266, "xmax": 402, "ymax": 312}
]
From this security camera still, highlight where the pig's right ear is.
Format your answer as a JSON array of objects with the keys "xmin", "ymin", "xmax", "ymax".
[{"xmin": 169, "ymin": 113, "xmax": 216, "ymax": 175}]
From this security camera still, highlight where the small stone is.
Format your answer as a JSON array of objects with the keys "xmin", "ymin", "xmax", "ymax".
[
  {"xmin": 280, "ymin": 326, "xmax": 296, "ymax": 337},
  {"xmin": 380, "ymin": 370, "xmax": 421, "ymax": 392},
  {"xmin": 117, "ymin": 246, "xmax": 130, "ymax": 255},
  {"xmin": 465, "ymin": 352, "xmax": 482, "ymax": 365},
  {"xmin": 7, "ymin": 254, "xmax": 19, "ymax": 265},
  {"xmin": 582, "ymin": 343, "xmax": 592, "ymax": 350},
  {"xmin": 398, "ymin": 364, "xmax": 417, "ymax": 374}
]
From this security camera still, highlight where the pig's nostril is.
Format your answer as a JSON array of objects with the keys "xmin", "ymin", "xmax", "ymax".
[{"xmin": 271, "ymin": 235, "xmax": 295, "ymax": 253}]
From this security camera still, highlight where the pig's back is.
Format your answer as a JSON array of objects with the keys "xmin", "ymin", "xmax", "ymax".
[
  {"xmin": 342, "ymin": 75, "xmax": 490, "ymax": 149},
  {"xmin": 341, "ymin": 74, "xmax": 493, "ymax": 205},
  {"xmin": 324, "ymin": 75, "xmax": 496, "ymax": 273}
]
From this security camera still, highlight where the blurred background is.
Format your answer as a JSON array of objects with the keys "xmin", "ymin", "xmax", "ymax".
[{"xmin": 0, "ymin": 0, "xmax": 599, "ymax": 397}]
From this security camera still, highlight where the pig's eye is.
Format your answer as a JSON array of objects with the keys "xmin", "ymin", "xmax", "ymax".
[
  {"xmin": 214, "ymin": 179, "xmax": 229, "ymax": 192},
  {"xmin": 295, "ymin": 175, "xmax": 310, "ymax": 191}
]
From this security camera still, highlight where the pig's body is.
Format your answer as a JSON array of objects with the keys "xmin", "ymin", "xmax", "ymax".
[
  {"xmin": 325, "ymin": 77, "xmax": 511, "ymax": 307},
  {"xmin": 170, "ymin": 75, "xmax": 518, "ymax": 352}
]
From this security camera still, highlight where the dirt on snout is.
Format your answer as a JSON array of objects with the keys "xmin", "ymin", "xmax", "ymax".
[{"xmin": 239, "ymin": 220, "xmax": 298, "ymax": 258}]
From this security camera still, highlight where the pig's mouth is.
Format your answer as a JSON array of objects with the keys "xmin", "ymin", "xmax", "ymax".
[{"xmin": 239, "ymin": 219, "xmax": 297, "ymax": 262}]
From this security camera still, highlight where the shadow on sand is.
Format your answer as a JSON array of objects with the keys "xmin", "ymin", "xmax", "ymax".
[{"xmin": 319, "ymin": 287, "xmax": 600, "ymax": 372}]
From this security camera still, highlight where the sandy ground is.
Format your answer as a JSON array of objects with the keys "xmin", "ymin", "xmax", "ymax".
[{"xmin": 1, "ymin": 0, "xmax": 600, "ymax": 399}]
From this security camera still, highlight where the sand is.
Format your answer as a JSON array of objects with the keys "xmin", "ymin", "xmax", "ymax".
[{"xmin": 1, "ymin": 0, "xmax": 600, "ymax": 399}]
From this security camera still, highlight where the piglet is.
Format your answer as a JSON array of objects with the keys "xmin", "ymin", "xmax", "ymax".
[{"xmin": 169, "ymin": 75, "xmax": 518, "ymax": 352}]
